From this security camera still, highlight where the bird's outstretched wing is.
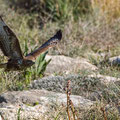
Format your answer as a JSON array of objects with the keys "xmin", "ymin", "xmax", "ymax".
[
  {"xmin": 0, "ymin": 17, "xmax": 23, "ymax": 59},
  {"xmin": 25, "ymin": 30, "xmax": 62, "ymax": 60}
]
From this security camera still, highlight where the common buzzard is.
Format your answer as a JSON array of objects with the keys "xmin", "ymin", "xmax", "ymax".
[{"xmin": 0, "ymin": 16, "xmax": 62, "ymax": 71}]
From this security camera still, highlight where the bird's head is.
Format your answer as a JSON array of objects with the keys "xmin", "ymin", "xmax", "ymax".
[
  {"xmin": 49, "ymin": 30, "xmax": 62, "ymax": 46},
  {"xmin": 40, "ymin": 30, "xmax": 62, "ymax": 49}
]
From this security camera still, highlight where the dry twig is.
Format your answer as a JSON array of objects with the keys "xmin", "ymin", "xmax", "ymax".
[
  {"xmin": 100, "ymin": 107, "xmax": 107, "ymax": 120},
  {"xmin": 66, "ymin": 80, "xmax": 79, "ymax": 120}
]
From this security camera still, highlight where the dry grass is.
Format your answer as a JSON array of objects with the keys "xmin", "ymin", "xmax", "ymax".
[{"xmin": 91, "ymin": 0, "xmax": 120, "ymax": 22}]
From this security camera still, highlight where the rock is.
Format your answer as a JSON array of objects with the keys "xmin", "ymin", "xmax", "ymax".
[
  {"xmin": 89, "ymin": 74, "xmax": 120, "ymax": 84},
  {"xmin": 0, "ymin": 90, "xmax": 94, "ymax": 120},
  {"xmin": 108, "ymin": 56, "xmax": 120, "ymax": 66},
  {"xmin": 30, "ymin": 74, "xmax": 105, "ymax": 96},
  {"xmin": 101, "ymin": 56, "xmax": 120, "ymax": 66},
  {"xmin": 30, "ymin": 74, "xmax": 120, "ymax": 101},
  {"xmin": 45, "ymin": 55, "xmax": 97, "ymax": 74}
]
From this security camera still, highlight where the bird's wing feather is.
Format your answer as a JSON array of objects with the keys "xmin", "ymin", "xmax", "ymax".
[
  {"xmin": 0, "ymin": 17, "xmax": 23, "ymax": 59},
  {"xmin": 25, "ymin": 30, "xmax": 62, "ymax": 60}
]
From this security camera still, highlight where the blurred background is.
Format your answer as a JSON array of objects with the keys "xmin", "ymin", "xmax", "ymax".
[
  {"xmin": 0, "ymin": 0, "xmax": 120, "ymax": 91},
  {"xmin": 0, "ymin": 0, "xmax": 120, "ymax": 57}
]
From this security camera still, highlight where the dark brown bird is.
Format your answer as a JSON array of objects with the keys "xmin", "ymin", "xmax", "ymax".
[{"xmin": 0, "ymin": 17, "xmax": 62, "ymax": 71}]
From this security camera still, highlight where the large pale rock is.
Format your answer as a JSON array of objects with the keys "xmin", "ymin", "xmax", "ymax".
[
  {"xmin": 30, "ymin": 74, "xmax": 120, "ymax": 102},
  {"xmin": 30, "ymin": 75, "xmax": 105, "ymax": 96},
  {"xmin": 45, "ymin": 55, "xmax": 97, "ymax": 74},
  {"xmin": 30, "ymin": 73, "xmax": 120, "ymax": 94},
  {"xmin": 0, "ymin": 90, "xmax": 94, "ymax": 120}
]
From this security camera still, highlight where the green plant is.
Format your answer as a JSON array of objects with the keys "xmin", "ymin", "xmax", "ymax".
[
  {"xmin": 17, "ymin": 107, "xmax": 22, "ymax": 120},
  {"xmin": 23, "ymin": 38, "xmax": 51, "ymax": 80},
  {"xmin": 26, "ymin": 51, "xmax": 51, "ymax": 80},
  {"xmin": 7, "ymin": 0, "xmax": 92, "ymax": 22},
  {"xmin": 44, "ymin": 0, "xmax": 92, "ymax": 21}
]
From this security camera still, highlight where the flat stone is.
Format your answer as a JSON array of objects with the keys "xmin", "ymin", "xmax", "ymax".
[
  {"xmin": 45, "ymin": 55, "xmax": 97, "ymax": 74},
  {"xmin": 0, "ymin": 90, "xmax": 94, "ymax": 120}
]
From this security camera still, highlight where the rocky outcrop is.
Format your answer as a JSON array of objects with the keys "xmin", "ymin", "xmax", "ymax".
[
  {"xmin": 0, "ymin": 90, "xmax": 94, "ymax": 120},
  {"xmin": 30, "ymin": 74, "xmax": 120, "ymax": 94},
  {"xmin": 0, "ymin": 73, "xmax": 120, "ymax": 119},
  {"xmin": 45, "ymin": 55, "xmax": 97, "ymax": 74},
  {"xmin": 29, "ymin": 74, "xmax": 120, "ymax": 103},
  {"xmin": 30, "ymin": 74, "xmax": 103, "ymax": 96}
]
